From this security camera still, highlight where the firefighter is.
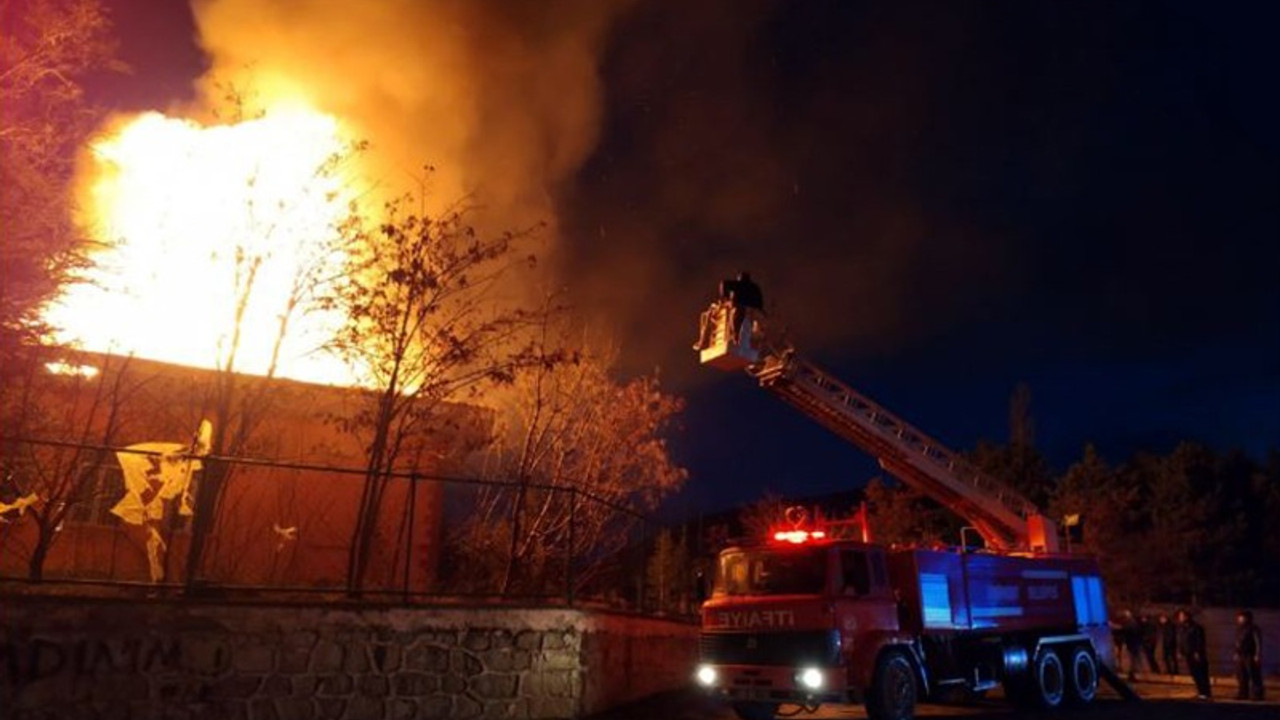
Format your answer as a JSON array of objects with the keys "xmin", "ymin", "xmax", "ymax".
[
  {"xmin": 1158, "ymin": 612, "xmax": 1179, "ymax": 675},
  {"xmin": 1177, "ymin": 608, "xmax": 1212, "ymax": 700},
  {"xmin": 719, "ymin": 271, "xmax": 764, "ymax": 345},
  {"xmin": 1234, "ymin": 609, "xmax": 1264, "ymax": 701}
]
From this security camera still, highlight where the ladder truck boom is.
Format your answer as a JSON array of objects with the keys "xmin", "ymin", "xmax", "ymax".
[{"xmin": 695, "ymin": 294, "xmax": 1059, "ymax": 553}]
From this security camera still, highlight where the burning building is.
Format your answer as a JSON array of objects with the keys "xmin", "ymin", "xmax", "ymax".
[{"xmin": 0, "ymin": 352, "xmax": 491, "ymax": 594}]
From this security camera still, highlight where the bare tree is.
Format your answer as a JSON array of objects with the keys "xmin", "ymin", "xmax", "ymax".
[
  {"xmin": 0, "ymin": 0, "xmax": 119, "ymax": 361},
  {"xmin": 182, "ymin": 92, "xmax": 364, "ymax": 587},
  {"xmin": 454, "ymin": 328, "xmax": 687, "ymax": 598},
  {"xmin": 863, "ymin": 476, "xmax": 960, "ymax": 547},
  {"xmin": 737, "ymin": 493, "xmax": 791, "ymax": 544},
  {"xmin": 646, "ymin": 526, "xmax": 694, "ymax": 614},
  {"xmin": 0, "ymin": 350, "xmax": 140, "ymax": 580},
  {"xmin": 321, "ymin": 182, "xmax": 554, "ymax": 594}
]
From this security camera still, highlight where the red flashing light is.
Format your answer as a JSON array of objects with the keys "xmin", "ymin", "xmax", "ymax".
[{"xmin": 772, "ymin": 529, "xmax": 827, "ymax": 544}]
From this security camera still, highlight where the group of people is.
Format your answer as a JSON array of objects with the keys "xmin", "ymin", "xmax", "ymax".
[{"xmin": 1113, "ymin": 608, "xmax": 1265, "ymax": 701}]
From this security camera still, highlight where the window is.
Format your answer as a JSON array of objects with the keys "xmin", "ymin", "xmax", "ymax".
[
  {"xmin": 67, "ymin": 464, "xmax": 125, "ymax": 526},
  {"xmin": 841, "ymin": 549, "xmax": 871, "ymax": 596},
  {"xmin": 870, "ymin": 551, "xmax": 887, "ymax": 588},
  {"xmin": 714, "ymin": 548, "xmax": 828, "ymax": 596},
  {"xmin": 1071, "ymin": 575, "xmax": 1108, "ymax": 626},
  {"xmin": 67, "ymin": 462, "xmax": 199, "ymax": 530},
  {"xmin": 920, "ymin": 573, "xmax": 953, "ymax": 626}
]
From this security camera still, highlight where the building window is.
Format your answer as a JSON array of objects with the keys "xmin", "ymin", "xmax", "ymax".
[
  {"xmin": 68, "ymin": 463, "xmax": 125, "ymax": 526},
  {"xmin": 67, "ymin": 463, "xmax": 198, "ymax": 531}
]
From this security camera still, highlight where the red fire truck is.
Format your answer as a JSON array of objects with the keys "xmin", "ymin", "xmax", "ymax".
[{"xmin": 692, "ymin": 286, "xmax": 1117, "ymax": 720}]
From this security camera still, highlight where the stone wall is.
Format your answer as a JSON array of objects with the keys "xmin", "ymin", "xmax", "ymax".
[{"xmin": 0, "ymin": 596, "xmax": 698, "ymax": 719}]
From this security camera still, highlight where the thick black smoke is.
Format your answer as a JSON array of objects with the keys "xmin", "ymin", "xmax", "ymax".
[{"xmin": 557, "ymin": 1, "xmax": 1279, "ymax": 385}]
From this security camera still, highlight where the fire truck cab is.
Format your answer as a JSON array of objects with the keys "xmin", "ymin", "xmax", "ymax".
[{"xmin": 698, "ymin": 530, "xmax": 899, "ymax": 713}]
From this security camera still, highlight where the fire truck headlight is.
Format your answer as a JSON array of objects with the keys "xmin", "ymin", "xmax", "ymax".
[
  {"xmin": 696, "ymin": 665, "xmax": 718, "ymax": 686},
  {"xmin": 798, "ymin": 667, "xmax": 824, "ymax": 690}
]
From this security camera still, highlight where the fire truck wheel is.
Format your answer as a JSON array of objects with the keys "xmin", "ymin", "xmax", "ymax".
[
  {"xmin": 1031, "ymin": 647, "xmax": 1066, "ymax": 709},
  {"xmin": 730, "ymin": 702, "xmax": 780, "ymax": 720},
  {"xmin": 1065, "ymin": 646, "xmax": 1098, "ymax": 705},
  {"xmin": 866, "ymin": 649, "xmax": 917, "ymax": 720}
]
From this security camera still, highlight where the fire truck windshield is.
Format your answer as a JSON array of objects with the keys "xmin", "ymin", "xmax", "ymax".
[{"xmin": 713, "ymin": 547, "xmax": 827, "ymax": 596}]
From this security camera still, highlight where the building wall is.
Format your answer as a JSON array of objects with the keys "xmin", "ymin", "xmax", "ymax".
[
  {"xmin": 0, "ymin": 595, "xmax": 699, "ymax": 719},
  {"xmin": 0, "ymin": 353, "xmax": 487, "ymax": 593}
]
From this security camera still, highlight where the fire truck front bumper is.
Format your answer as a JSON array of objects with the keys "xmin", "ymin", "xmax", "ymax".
[{"xmin": 695, "ymin": 663, "xmax": 847, "ymax": 704}]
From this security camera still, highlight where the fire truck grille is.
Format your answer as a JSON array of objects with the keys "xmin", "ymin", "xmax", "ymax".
[{"xmin": 699, "ymin": 630, "xmax": 840, "ymax": 666}]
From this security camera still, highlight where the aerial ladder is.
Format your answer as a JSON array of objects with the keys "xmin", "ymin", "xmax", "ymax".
[{"xmin": 695, "ymin": 287, "xmax": 1060, "ymax": 553}]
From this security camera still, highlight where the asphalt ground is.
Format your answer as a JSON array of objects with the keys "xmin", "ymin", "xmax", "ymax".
[{"xmin": 589, "ymin": 676, "xmax": 1280, "ymax": 720}]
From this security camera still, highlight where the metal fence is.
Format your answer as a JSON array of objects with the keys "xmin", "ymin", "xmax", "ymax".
[{"xmin": 0, "ymin": 437, "xmax": 698, "ymax": 615}]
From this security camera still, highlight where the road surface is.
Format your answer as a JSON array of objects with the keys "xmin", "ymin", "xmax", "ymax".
[{"xmin": 589, "ymin": 679, "xmax": 1279, "ymax": 720}]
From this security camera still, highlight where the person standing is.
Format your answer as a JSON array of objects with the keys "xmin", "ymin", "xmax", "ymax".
[
  {"xmin": 1234, "ymin": 610, "xmax": 1264, "ymax": 701},
  {"xmin": 715, "ymin": 271, "xmax": 764, "ymax": 346},
  {"xmin": 1119, "ymin": 609, "xmax": 1143, "ymax": 680},
  {"xmin": 1140, "ymin": 614, "xmax": 1160, "ymax": 673},
  {"xmin": 1178, "ymin": 608, "xmax": 1212, "ymax": 700},
  {"xmin": 1158, "ymin": 613, "xmax": 1179, "ymax": 675}
]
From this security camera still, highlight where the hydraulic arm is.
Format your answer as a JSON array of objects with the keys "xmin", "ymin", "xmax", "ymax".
[{"xmin": 695, "ymin": 297, "xmax": 1059, "ymax": 553}]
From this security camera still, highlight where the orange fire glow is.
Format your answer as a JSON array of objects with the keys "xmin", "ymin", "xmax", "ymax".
[{"xmin": 45, "ymin": 105, "xmax": 360, "ymax": 385}]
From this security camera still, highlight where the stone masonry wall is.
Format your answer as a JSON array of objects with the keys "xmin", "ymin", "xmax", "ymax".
[
  {"xmin": 0, "ymin": 596, "xmax": 698, "ymax": 720},
  {"xmin": 579, "ymin": 613, "xmax": 700, "ymax": 715}
]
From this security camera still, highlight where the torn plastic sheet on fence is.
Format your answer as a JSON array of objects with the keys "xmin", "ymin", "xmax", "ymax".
[
  {"xmin": 111, "ymin": 442, "xmax": 200, "ymax": 524},
  {"xmin": 109, "ymin": 420, "xmax": 212, "ymax": 581},
  {"xmin": 0, "ymin": 492, "xmax": 40, "ymax": 521}
]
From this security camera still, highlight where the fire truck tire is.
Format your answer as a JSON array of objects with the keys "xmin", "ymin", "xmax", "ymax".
[
  {"xmin": 866, "ymin": 649, "xmax": 918, "ymax": 720},
  {"xmin": 1066, "ymin": 646, "xmax": 1098, "ymax": 706},
  {"xmin": 730, "ymin": 702, "xmax": 780, "ymax": 720},
  {"xmin": 1030, "ymin": 647, "xmax": 1066, "ymax": 709}
]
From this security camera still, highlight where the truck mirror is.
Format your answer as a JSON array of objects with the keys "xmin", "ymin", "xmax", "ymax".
[{"xmin": 695, "ymin": 570, "xmax": 708, "ymax": 604}]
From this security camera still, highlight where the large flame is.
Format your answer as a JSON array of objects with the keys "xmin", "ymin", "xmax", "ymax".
[{"xmin": 46, "ymin": 105, "xmax": 360, "ymax": 385}]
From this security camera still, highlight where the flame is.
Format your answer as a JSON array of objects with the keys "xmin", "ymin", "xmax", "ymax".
[{"xmin": 45, "ymin": 105, "xmax": 360, "ymax": 385}]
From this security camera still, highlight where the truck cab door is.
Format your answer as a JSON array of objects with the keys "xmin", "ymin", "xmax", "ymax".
[{"xmin": 835, "ymin": 547, "xmax": 900, "ymax": 687}]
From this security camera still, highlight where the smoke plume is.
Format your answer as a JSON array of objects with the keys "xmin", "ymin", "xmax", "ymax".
[
  {"xmin": 190, "ymin": 0, "xmax": 625, "ymax": 268},
  {"xmin": 557, "ymin": 2, "xmax": 1008, "ymax": 381}
]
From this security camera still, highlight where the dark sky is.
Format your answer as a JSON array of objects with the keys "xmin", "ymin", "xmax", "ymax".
[
  {"xmin": 95, "ymin": 1, "xmax": 1278, "ymax": 517},
  {"xmin": 556, "ymin": 1, "xmax": 1279, "ymax": 516}
]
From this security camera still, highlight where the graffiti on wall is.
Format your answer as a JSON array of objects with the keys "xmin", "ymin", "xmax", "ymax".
[{"xmin": 0, "ymin": 636, "xmax": 181, "ymax": 686}]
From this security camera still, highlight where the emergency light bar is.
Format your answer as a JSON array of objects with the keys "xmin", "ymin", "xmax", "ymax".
[{"xmin": 773, "ymin": 529, "xmax": 826, "ymax": 544}]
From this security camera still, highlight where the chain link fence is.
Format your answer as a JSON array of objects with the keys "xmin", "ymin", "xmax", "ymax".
[{"xmin": 0, "ymin": 437, "xmax": 697, "ymax": 616}]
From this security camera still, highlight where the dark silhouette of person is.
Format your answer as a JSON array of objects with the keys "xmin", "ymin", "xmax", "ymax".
[
  {"xmin": 1139, "ymin": 614, "xmax": 1160, "ymax": 673},
  {"xmin": 1109, "ymin": 614, "xmax": 1126, "ymax": 673},
  {"xmin": 1234, "ymin": 609, "xmax": 1264, "ymax": 700},
  {"xmin": 1119, "ymin": 609, "xmax": 1143, "ymax": 679},
  {"xmin": 730, "ymin": 271, "xmax": 763, "ymax": 312},
  {"xmin": 1177, "ymin": 608, "xmax": 1212, "ymax": 700},
  {"xmin": 718, "ymin": 271, "xmax": 764, "ymax": 345},
  {"xmin": 1158, "ymin": 613, "xmax": 1179, "ymax": 675}
]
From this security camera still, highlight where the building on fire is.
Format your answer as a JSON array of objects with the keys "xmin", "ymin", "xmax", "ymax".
[{"xmin": 0, "ymin": 352, "xmax": 490, "ymax": 593}]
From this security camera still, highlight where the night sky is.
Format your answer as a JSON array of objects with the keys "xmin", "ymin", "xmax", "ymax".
[{"xmin": 94, "ymin": 1, "xmax": 1278, "ymax": 517}]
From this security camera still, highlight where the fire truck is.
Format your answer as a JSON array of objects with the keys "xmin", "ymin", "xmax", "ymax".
[{"xmin": 691, "ymin": 285, "xmax": 1116, "ymax": 720}]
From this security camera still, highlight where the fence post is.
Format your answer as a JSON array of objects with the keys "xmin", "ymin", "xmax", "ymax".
[
  {"xmin": 566, "ymin": 488, "xmax": 576, "ymax": 606},
  {"xmin": 184, "ymin": 455, "xmax": 230, "ymax": 593},
  {"xmin": 403, "ymin": 472, "xmax": 417, "ymax": 603},
  {"xmin": 638, "ymin": 518, "xmax": 648, "ymax": 614}
]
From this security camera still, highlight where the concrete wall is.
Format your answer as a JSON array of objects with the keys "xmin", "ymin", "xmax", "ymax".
[{"xmin": 0, "ymin": 596, "xmax": 698, "ymax": 719}]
